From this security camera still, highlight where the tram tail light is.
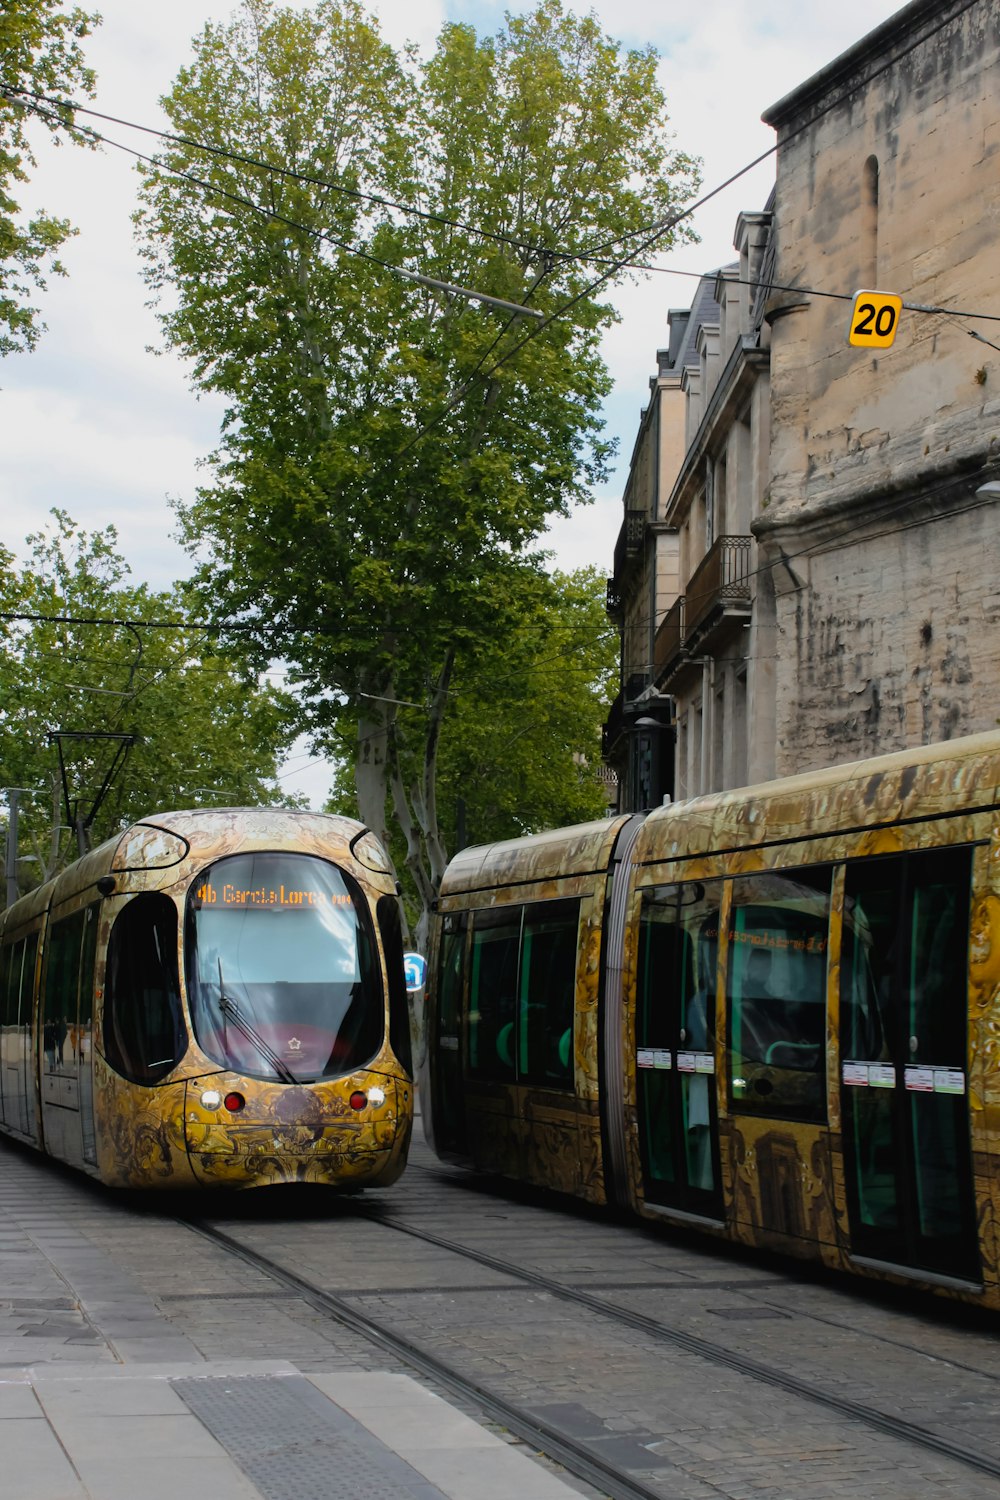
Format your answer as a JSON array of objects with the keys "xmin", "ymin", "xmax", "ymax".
[
  {"xmin": 224, "ymin": 1092, "xmax": 246, "ymax": 1113},
  {"xmin": 349, "ymin": 1091, "xmax": 367, "ymax": 1110}
]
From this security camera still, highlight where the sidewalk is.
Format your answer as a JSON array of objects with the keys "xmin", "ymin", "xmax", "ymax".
[
  {"xmin": 0, "ymin": 1140, "xmax": 586, "ymax": 1500},
  {"xmin": 3, "ymin": 1364, "xmax": 585, "ymax": 1500}
]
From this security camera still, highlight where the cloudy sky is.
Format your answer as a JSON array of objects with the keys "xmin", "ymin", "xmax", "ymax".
[{"xmin": 2, "ymin": 0, "xmax": 904, "ymax": 802}]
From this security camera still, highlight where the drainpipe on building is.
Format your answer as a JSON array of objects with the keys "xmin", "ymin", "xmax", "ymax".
[{"xmin": 696, "ymin": 658, "xmax": 715, "ymax": 797}]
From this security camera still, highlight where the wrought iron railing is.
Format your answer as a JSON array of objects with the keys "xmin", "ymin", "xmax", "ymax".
[
  {"xmin": 612, "ymin": 508, "xmax": 646, "ymax": 581},
  {"xmin": 605, "ymin": 578, "xmax": 622, "ymax": 616},
  {"xmin": 684, "ymin": 535, "xmax": 752, "ymax": 637},
  {"xmin": 653, "ymin": 595, "xmax": 686, "ymax": 677}
]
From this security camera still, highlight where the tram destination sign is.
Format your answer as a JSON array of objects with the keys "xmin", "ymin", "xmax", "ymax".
[{"xmin": 195, "ymin": 882, "xmax": 352, "ymax": 908}]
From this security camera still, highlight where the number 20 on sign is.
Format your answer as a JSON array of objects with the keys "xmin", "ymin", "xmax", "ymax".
[{"xmin": 848, "ymin": 289, "xmax": 903, "ymax": 348}]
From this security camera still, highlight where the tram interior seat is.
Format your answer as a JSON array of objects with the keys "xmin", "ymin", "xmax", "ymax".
[
  {"xmin": 496, "ymin": 1021, "xmax": 514, "ymax": 1070},
  {"xmin": 493, "ymin": 1021, "xmax": 572, "ymax": 1078}
]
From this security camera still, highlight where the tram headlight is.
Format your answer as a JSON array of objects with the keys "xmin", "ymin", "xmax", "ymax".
[
  {"xmin": 367, "ymin": 1086, "xmax": 386, "ymax": 1106},
  {"xmin": 200, "ymin": 1089, "xmax": 223, "ymax": 1109}
]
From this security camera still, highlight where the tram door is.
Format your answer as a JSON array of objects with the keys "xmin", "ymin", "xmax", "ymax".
[
  {"xmin": 634, "ymin": 880, "xmax": 724, "ymax": 1220},
  {"xmin": 840, "ymin": 846, "xmax": 980, "ymax": 1285},
  {"xmin": 39, "ymin": 906, "xmax": 98, "ymax": 1170},
  {"xmin": 431, "ymin": 913, "xmax": 467, "ymax": 1157}
]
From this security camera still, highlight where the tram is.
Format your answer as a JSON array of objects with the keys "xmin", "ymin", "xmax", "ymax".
[
  {"xmin": 0, "ymin": 808, "xmax": 413, "ymax": 1190},
  {"xmin": 421, "ymin": 730, "xmax": 1000, "ymax": 1306}
]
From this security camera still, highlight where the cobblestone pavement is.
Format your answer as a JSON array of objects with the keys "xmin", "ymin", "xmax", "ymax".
[{"xmin": 3, "ymin": 1128, "xmax": 1000, "ymax": 1500}]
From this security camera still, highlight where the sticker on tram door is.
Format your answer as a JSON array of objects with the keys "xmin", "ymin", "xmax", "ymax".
[{"xmin": 848, "ymin": 290, "xmax": 902, "ymax": 348}]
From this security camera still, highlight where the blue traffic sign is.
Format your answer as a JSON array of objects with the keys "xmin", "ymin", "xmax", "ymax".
[{"xmin": 403, "ymin": 952, "xmax": 427, "ymax": 992}]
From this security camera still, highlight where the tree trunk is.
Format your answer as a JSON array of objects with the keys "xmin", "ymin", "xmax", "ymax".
[{"xmin": 354, "ymin": 674, "xmax": 395, "ymax": 849}]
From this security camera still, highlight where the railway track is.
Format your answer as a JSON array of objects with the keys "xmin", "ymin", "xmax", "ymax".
[
  {"xmin": 181, "ymin": 1215, "xmax": 658, "ymax": 1500},
  {"xmin": 357, "ymin": 1202, "xmax": 1000, "ymax": 1481},
  {"xmin": 182, "ymin": 1196, "xmax": 1000, "ymax": 1498}
]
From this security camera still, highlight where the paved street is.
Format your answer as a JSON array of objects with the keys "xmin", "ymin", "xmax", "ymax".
[
  {"xmin": 0, "ymin": 1128, "xmax": 594, "ymax": 1500},
  {"xmin": 2, "ymin": 1121, "xmax": 1000, "ymax": 1500}
]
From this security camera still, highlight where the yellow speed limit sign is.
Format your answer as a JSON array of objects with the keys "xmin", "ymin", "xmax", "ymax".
[{"xmin": 848, "ymin": 289, "xmax": 903, "ymax": 348}]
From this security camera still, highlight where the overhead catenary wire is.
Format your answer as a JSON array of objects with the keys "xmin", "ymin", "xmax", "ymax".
[
  {"xmin": 9, "ymin": 458, "xmax": 996, "ymax": 684},
  {"xmin": 6, "ymin": 0, "xmax": 995, "ymax": 323},
  {"xmin": 6, "ymin": 0, "xmax": 995, "ymax": 468},
  {"xmin": 5, "ymin": 8, "xmax": 995, "ymax": 741},
  {"xmin": 0, "ymin": 87, "xmax": 543, "ymax": 322},
  {"xmin": 6, "ymin": 67, "xmax": 1000, "ymax": 560}
]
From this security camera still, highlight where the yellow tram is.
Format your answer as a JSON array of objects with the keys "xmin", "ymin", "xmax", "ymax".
[
  {"xmin": 421, "ymin": 731, "xmax": 1000, "ymax": 1305},
  {"xmin": 0, "ymin": 808, "xmax": 413, "ymax": 1189}
]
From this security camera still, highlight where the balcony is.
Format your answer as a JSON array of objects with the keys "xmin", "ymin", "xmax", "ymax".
[
  {"xmin": 684, "ymin": 534, "xmax": 752, "ymax": 641},
  {"xmin": 605, "ymin": 578, "xmax": 622, "ymax": 617},
  {"xmin": 612, "ymin": 508, "xmax": 646, "ymax": 583},
  {"xmin": 653, "ymin": 594, "xmax": 686, "ymax": 680}
]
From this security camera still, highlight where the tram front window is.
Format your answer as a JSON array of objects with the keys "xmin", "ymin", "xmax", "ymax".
[{"xmin": 185, "ymin": 852, "xmax": 383, "ymax": 1081}]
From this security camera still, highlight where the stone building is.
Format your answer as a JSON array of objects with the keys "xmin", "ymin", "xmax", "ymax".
[
  {"xmin": 606, "ymin": 0, "xmax": 1000, "ymax": 808},
  {"xmin": 756, "ymin": 0, "xmax": 1000, "ymax": 774},
  {"xmin": 604, "ymin": 209, "xmax": 773, "ymax": 808},
  {"xmin": 602, "ymin": 277, "xmax": 718, "ymax": 810}
]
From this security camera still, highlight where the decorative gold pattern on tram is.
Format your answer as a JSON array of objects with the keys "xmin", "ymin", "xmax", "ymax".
[
  {"xmin": 424, "ymin": 732, "xmax": 1000, "ymax": 1307},
  {"xmin": 1, "ymin": 807, "xmax": 413, "ymax": 1193}
]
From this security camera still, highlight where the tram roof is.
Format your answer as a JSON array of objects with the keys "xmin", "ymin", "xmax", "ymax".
[
  {"xmin": 636, "ymin": 728, "xmax": 1000, "ymax": 865},
  {"xmin": 1, "ymin": 806, "xmax": 388, "ymax": 933},
  {"xmin": 440, "ymin": 814, "xmax": 632, "ymax": 896}
]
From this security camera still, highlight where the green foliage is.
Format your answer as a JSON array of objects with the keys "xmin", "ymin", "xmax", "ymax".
[
  {"xmin": 325, "ymin": 565, "xmax": 617, "ymax": 927},
  {"xmin": 0, "ymin": 512, "xmax": 298, "ymax": 899},
  {"xmin": 134, "ymin": 0, "xmax": 697, "ymax": 929},
  {"xmin": 433, "ymin": 566, "xmax": 617, "ymax": 845},
  {"xmin": 0, "ymin": 0, "xmax": 99, "ymax": 354}
]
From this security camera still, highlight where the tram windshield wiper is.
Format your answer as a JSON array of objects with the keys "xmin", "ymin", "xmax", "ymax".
[{"xmin": 217, "ymin": 961, "xmax": 298, "ymax": 1085}]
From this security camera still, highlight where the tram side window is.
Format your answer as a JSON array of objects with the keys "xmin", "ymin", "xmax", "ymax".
[
  {"xmin": 468, "ymin": 908, "xmax": 520, "ymax": 1081},
  {"xmin": 841, "ymin": 846, "xmax": 973, "ymax": 1240},
  {"xmin": 104, "ymin": 894, "xmax": 186, "ymax": 1085},
  {"xmin": 377, "ymin": 895, "xmax": 413, "ymax": 1077},
  {"xmin": 19, "ymin": 935, "xmax": 38, "ymax": 1025},
  {"xmin": 467, "ymin": 902, "xmax": 579, "ymax": 1088},
  {"xmin": 0, "ymin": 944, "xmax": 12, "ymax": 1119},
  {"xmin": 0, "ymin": 942, "xmax": 13, "ymax": 1028},
  {"xmin": 726, "ymin": 867, "xmax": 832, "ymax": 1123},
  {"xmin": 438, "ymin": 915, "xmax": 467, "ymax": 1036},
  {"xmin": 43, "ymin": 912, "xmax": 86, "ymax": 1070},
  {"xmin": 518, "ymin": 900, "xmax": 579, "ymax": 1089},
  {"xmin": 636, "ymin": 882, "xmax": 723, "ymax": 1196},
  {"xmin": 79, "ymin": 906, "xmax": 98, "ymax": 1032}
]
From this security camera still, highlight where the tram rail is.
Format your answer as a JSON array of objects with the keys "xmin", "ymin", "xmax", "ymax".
[
  {"xmin": 357, "ymin": 1199, "xmax": 1000, "ymax": 1483},
  {"xmin": 180, "ymin": 1198, "xmax": 1000, "ymax": 1494},
  {"xmin": 179, "ymin": 1214, "xmax": 662, "ymax": 1500}
]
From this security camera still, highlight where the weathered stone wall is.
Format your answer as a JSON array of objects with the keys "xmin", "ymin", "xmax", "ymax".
[
  {"xmin": 757, "ymin": 0, "xmax": 1000, "ymax": 776},
  {"xmin": 768, "ymin": 486, "xmax": 1000, "ymax": 773}
]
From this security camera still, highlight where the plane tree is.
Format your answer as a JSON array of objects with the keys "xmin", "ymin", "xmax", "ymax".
[
  {"xmin": 324, "ymin": 565, "xmax": 619, "ymax": 939},
  {"xmin": 134, "ymin": 0, "xmax": 698, "ymax": 921},
  {"xmin": 0, "ymin": 512, "xmax": 296, "ymax": 898},
  {"xmin": 0, "ymin": 0, "xmax": 99, "ymax": 353}
]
